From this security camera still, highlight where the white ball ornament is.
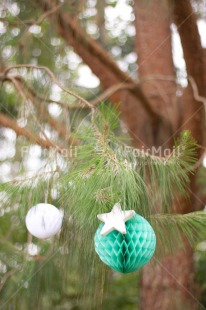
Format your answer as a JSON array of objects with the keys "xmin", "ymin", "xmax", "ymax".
[{"xmin": 25, "ymin": 203, "xmax": 63, "ymax": 239}]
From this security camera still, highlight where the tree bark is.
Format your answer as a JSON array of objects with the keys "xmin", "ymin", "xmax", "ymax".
[
  {"xmin": 141, "ymin": 246, "xmax": 200, "ymax": 310},
  {"xmin": 172, "ymin": 0, "xmax": 206, "ymax": 212},
  {"xmin": 134, "ymin": 0, "xmax": 177, "ymax": 146},
  {"xmin": 172, "ymin": 0, "xmax": 205, "ymax": 144},
  {"xmin": 134, "ymin": 1, "xmax": 205, "ymax": 309}
]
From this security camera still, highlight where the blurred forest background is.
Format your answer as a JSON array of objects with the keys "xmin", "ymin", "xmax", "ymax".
[{"xmin": 0, "ymin": 0, "xmax": 206, "ymax": 309}]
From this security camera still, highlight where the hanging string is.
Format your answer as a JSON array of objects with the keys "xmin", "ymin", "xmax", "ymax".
[{"xmin": 45, "ymin": 177, "xmax": 51, "ymax": 204}]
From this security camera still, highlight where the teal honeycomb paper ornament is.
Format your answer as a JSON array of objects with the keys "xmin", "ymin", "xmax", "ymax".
[{"xmin": 94, "ymin": 214, "xmax": 156, "ymax": 273}]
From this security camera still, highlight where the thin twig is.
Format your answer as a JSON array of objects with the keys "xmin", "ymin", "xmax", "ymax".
[
  {"xmin": 89, "ymin": 83, "xmax": 135, "ymax": 106},
  {"xmin": 4, "ymin": 65, "xmax": 94, "ymax": 111},
  {"xmin": 0, "ymin": 3, "xmax": 63, "ymax": 26},
  {"xmin": 35, "ymin": 3, "xmax": 63, "ymax": 25},
  {"xmin": 0, "ymin": 74, "xmax": 88, "ymax": 110},
  {"xmin": 10, "ymin": 76, "xmax": 56, "ymax": 148},
  {"xmin": 0, "ymin": 267, "xmax": 22, "ymax": 292},
  {"xmin": 27, "ymin": 233, "xmax": 33, "ymax": 257},
  {"xmin": 188, "ymin": 76, "xmax": 206, "ymax": 108},
  {"xmin": 32, "ymin": 245, "xmax": 54, "ymax": 261},
  {"xmin": 193, "ymin": 150, "xmax": 206, "ymax": 169},
  {"xmin": 4, "ymin": 64, "xmax": 95, "ymax": 124}
]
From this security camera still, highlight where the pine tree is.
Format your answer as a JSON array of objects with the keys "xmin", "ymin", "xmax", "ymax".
[{"xmin": 0, "ymin": 0, "xmax": 206, "ymax": 309}]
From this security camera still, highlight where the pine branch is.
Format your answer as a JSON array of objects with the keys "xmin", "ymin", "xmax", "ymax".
[
  {"xmin": 0, "ymin": 105, "xmax": 202, "ymax": 307},
  {"xmin": 1, "ymin": 105, "xmax": 198, "ymax": 222},
  {"xmin": 149, "ymin": 211, "xmax": 206, "ymax": 255},
  {"xmin": 60, "ymin": 107, "xmax": 198, "ymax": 235},
  {"xmin": 116, "ymin": 130, "xmax": 197, "ymax": 212}
]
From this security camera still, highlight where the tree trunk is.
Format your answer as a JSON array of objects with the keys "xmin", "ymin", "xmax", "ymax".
[
  {"xmin": 141, "ymin": 245, "xmax": 200, "ymax": 310},
  {"xmin": 134, "ymin": 0, "xmax": 177, "ymax": 146},
  {"xmin": 134, "ymin": 1, "xmax": 204, "ymax": 309},
  {"xmin": 173, "ymin": 0, "xmax": 206, "ymax": 214}
]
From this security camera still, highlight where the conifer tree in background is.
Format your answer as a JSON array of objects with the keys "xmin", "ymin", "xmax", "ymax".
[{"xmin": 0, "ymin": 0, "xmax": 206, "ymax": 309}]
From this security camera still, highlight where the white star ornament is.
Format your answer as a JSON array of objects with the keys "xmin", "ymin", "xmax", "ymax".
[{"xmin": 97, "ymin": 203, "xmax": 135, "ymax": 236}]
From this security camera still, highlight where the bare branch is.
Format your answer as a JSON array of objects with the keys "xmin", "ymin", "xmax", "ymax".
[
  {"xmin": 3, "ymin": 65, "xmax": 94, "ymax": 112},
  {"xmin": 0, "ymin": 72, "xmax": 79, "ymax": 145},
  {"xmin": 188, "ymin": 76, "xmax": 206, "ymax": 109},
  {"xmin": 0, "ymin": 74, "xmax": 79, "ymax": 111},
  {"xmin": 0, "ymin": 112, "xmax": 63, "ymax": 152},
  {"xmin": 0, "ymin": 68, "xmax": 80, "ymax": 147},
  {"xmin": 89, "ymin": 83, "xmax": 135, "ymax": 107},
  {"xmin": 173, "ymin": 0, "xmax": 205, "ymax": 96},
  {"xmin": 14, "ymin": 77, "xmax": 78, "ymax": 145},
  {"xmin": 1, "ymin": 73, "xmax": 135, "ymax": 111}
]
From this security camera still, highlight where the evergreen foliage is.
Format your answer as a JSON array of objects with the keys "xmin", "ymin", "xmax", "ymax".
[{"xmin": 0, "ymin": 104, "xmax": 205, "ymax": 309}]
